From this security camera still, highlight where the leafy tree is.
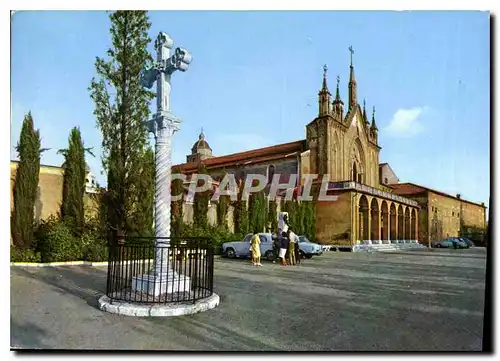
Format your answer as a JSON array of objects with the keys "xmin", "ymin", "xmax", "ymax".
[
  {"xmin": 58, "ymin": 127, "xmax": 94, "ymax": 233},
  {"xmin": 89, "ymin": 11, "xmax": 154, "ymax": 237},
  {"xmin": 11, "ymin": 112, "xmax": 47, "ymax": 249},
  {"xmin": 193, "ymin": 162, "xmax": 210, "ymax": 229}
]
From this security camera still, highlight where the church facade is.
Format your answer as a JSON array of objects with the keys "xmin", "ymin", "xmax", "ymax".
[{"xmin": 174, "ymin": 55, "xmax": 487, "ymax": 247}]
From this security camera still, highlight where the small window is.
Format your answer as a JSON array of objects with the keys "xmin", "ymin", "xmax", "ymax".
[
  {"xmin": 452, "ymin": 212, "xmax": 455, "ymax": 216},
  {"xmin": 384, "ymin": 177, "xmax": 388, "ymax": 184},
  {"xmin": 457, "ymin": 212, "xmax": 460, "ymax": 217}
]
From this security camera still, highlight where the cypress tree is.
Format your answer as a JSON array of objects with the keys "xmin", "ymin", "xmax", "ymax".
[
  {"xmin": 267, "ymin": 198, "xmax": 278, "ymax": 232},
  {"xmin": 89, "ymin": 11, "xmax": 154, "ymax": 237},
  {"xmin": 249, "ymin": 190, "xmax": 266, "ymax": 233},
  {"xmin": 58, "ymin": 127, "xmax": 93, "ymax": 233},
  {"xmin": 171, "ymin": 174, "xmax": 185, "ymax": 238},
  {"xmin": 234, "ymin": 179, "xmax": 249, "ymax": 235},
  {"xmin": 11, "ymin": 112, "xmax": 46, "ymax": 249},
  {"xmin": 193, "ymin": 162, "xmax": 210, "ymax": 229},
  {"xmin": 129, "ymin": 147, "xmax": 155, "ymax": 235},
  {"xmin": 216, "ymin": 172, "xmax": 230, "ymax": 230}
]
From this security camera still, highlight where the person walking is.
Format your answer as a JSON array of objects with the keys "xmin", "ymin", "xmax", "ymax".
[
  {"xmin": 289, "ymin": 228, "xmax": 301, "ymax": 265},
  {"xmin": 250, "ymin": 231, "xmax": 262, "ymax": 266},
  {"xmin": 287, "ymin": 231, "xmax": 296, "ymax": 266},
  {"xmin": 278, "ymin": 231, "xmax": 289, "ymax": 266}
]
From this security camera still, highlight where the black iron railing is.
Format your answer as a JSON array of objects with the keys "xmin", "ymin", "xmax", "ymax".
[{"xmin": 106, "ymin": 236, "xmax": 214, "ymax": 304}]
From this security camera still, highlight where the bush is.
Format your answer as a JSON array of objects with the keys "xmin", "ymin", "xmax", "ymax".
[
  {"xmin": 80, "ymin": 228, "xmax": 108, "ymax": 262},
  {"xmin": 37, "ymin": 219, "xmax": 83, "ymax": 263},
  {"xmin": 181, "ymin": 223, "xmax": 242, "ymax": 255},
  {"xmin": 10, "ymin": 247, "xmax": 41, "ymax": 263}
]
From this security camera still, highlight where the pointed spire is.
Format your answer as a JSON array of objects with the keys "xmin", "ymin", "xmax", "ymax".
[
  {"xmin": 318, "ymin": 64, "xmax": 331, "ymax": 116},
  {"xmin": 199, "ymin": 127, "xmax": 205, "ymax": 139},
  {"xmin": 363, "ymin": 99, "xmax": 368, "ymax": 123},
  {"xmin": 348, "ymin": 46, "xmax": 357, "ymax": 109},
  {"xmin": 371, "ymin": 106, "xmax": 378, "ymax": 130},
  {"xmin": 320, "ymin": 64, "xmax": 330, "ymax": 94},
  {"xmin": 333, "ymin": 75, "xmax": 343, "ymax": 104}
]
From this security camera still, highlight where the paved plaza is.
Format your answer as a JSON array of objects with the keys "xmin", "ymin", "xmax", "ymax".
[{"xmin": 11, "ymin": 248, "xmax": 486, "ymax": 351}]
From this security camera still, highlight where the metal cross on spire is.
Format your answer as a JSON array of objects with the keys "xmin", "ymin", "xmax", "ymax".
[
  {"xmin": 349, "ymin": 45, "xmax": 354, "ymax": 66},
  {"xmin": 323, "ymin": 64, "xmax": 328, "ymax": 76}
]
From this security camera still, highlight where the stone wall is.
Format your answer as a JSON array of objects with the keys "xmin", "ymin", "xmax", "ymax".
[
  {"xmin": 209, "ymin": 158, "xmax": 299, "ymax": 187},
  {"xmin": 315, "ymin": 191, "xmax": 352, "ymax": 245},
  {"xmin": 379, "ymin": 164, "xmax": 399, "ymax": 186},
  {"xmin": 11, "ymin": 162, "xmax": 99, "ymax": 224},
  {"xmin": 11, "ymin": 163, "xmax": 64, "ymax": 222}
]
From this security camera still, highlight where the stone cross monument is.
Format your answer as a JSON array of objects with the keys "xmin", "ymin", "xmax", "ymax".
[{"xmin": 132, "ymin": 32, "xmax": 192, "ymax": 296}]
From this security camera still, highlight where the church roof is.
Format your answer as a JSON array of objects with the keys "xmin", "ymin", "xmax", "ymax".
[
  {"xmin": 175, "ymin": 139, "xmax": 306, "ymax": 173},
  {"xmin": 390, "ymin": 182, "xmax": 486, "ymax": 208}
]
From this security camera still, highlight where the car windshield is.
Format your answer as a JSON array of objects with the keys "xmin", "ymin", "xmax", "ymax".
[{"xmin": 299, "ymin": 237, "xmax": 310, "ymax": 243}]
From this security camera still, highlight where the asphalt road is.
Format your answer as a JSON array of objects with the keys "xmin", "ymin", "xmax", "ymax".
[{"xmin": 10, "ymin": 247, "xmax": 487, "ymax": 351}]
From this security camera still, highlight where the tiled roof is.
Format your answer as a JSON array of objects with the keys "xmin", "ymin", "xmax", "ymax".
[
  {"xmin": 390, "ymin": 183, "xmax": 426, "ymax": 196},
  {"xmin": 174, "ymin": 140, "xmax": 306, "ymax": 173},
  {"xmin": 391, "ymin": 182, "xmax": 486, "ymax": 208}
]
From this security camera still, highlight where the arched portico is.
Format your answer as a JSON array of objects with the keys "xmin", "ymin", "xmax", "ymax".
[
  {"xmin": 370, "ymin": 198, "xmax": 380, "ymax": 241},
  {"xmin": 358, "ymin": 195, "xmax": 370, "ymax": 241}
]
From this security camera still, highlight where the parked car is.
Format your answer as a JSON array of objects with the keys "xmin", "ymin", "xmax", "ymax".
[
  {"xmin": 222, "ymin": 233, "xmax": 276, "ymax": 261},
  {"xmin": 298, "ymin": 236, "xmax": 323, "ymax": 258},
  {"xmin": 431, "ymin": 237, "xmax": 469, "ymax": 249},
  {"xmin": 458, "ymin": 237, "xmax": 475, "ymax": 247}
]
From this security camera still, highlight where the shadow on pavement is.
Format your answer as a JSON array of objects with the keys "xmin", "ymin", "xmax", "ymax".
[
  {"xmin": 10, "ymin": 318, "xmax": 50, "ymax": 350},
  {"xmin": 12, "ymin": 266, "xmax": 107, "ymax": 310}
]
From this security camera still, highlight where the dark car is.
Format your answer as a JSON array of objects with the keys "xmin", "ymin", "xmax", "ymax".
[
  {"xmin": 458, "ymin": 237, "xmax": 475, "ymax": 247},
  {"xmin": 431, "ymin": 237, "xmax": 469, "ymax": 249}
]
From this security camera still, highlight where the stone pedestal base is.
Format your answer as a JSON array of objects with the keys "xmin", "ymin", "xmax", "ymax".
[{"xmin": 132, "ymin": 273, "xmax": 191, "ymax": 297}]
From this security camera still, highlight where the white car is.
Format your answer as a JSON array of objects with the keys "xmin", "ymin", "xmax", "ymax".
[{"xmin": 298, "ymin": 236, "xmax": 323, "ymax": 259}]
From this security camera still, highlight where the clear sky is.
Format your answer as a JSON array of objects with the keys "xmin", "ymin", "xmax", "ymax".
[{"xmin": 11, "ymin": 10, "xmax": 490, "ymax": 207}]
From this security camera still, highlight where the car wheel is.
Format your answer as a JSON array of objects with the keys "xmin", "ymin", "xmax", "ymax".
[
  {"xmin": 299, "ymin": 250, "xmax": 306, "ymax": 259},
  {"xmin": 265, "ymin": 250, "xmax": 275, "ymax": 261},
  {"xmin": 226, "ymin": 248, "xmax": 236, "ymax": 259},
  {"xmin": 305, "ymin": 254, "xmax": 313, "ymax": 259}
]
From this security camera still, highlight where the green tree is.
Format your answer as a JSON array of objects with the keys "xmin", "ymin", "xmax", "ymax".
[
  {"xmin": 171, "ymin": 175, "xmax": 184, "ymax": 238},
  {"xmin": 193, "ymin": 162, "xmax": 210, "ymax": 229},
  {"xmin": 267, "ymin": 198, "xmax": 278, "ymax": 232},
  {"xmin": 58, "ymin": 127, "xmax": 94, "ymax": 233},
  {"xmin": 11, "ymin": 112, "xmax": 47, "ymax": 249},
  {"xmin": 128, "ymin": 147, "xmax": 155, "ymax": 235},
  {"xmin": 216, "ymin": 172, "xmax": 230, "ymax": 230},
  {"xmin": 303, "ymin": 200, "xmax": 316, "ymax": 241},
  {"xmin": 249, "ymin": 190, "xmax": 266, "ymax": 233},
  {"xmin": 89, "ymin": 11, "xmax": 154, "ymax": 237},
  {"xmin": 233, "ymin": 180, "xmax": 249, "ymax": 235}
]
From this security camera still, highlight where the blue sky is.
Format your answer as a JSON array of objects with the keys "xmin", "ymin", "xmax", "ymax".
[{"xmin": 11, "ymin": 10, "xmax": 490, "ymax": 207}]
